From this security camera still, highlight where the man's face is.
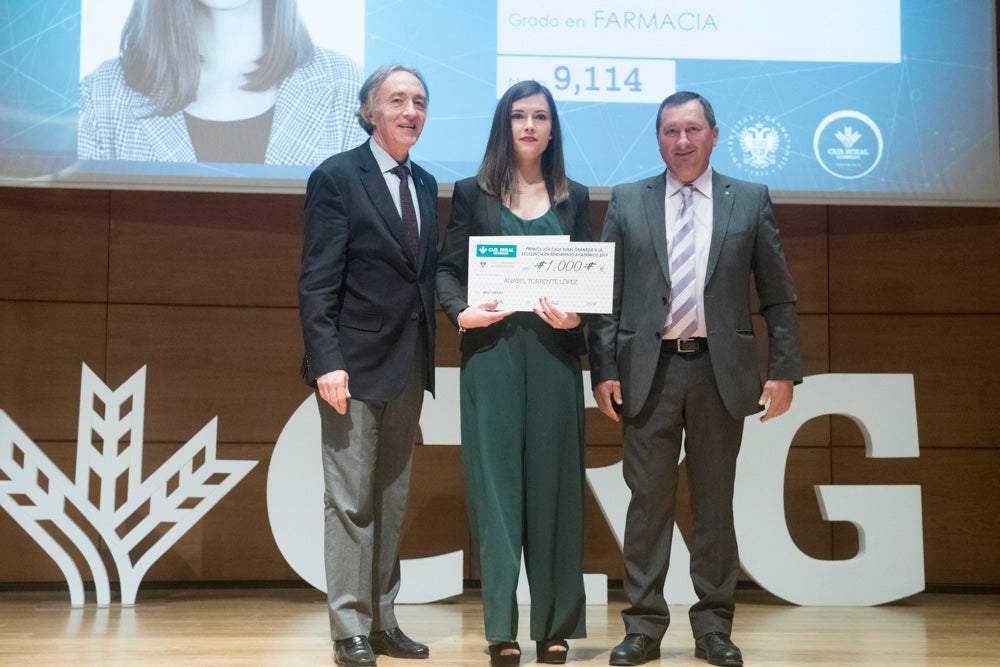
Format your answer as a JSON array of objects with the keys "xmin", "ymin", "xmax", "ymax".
[
  {"xmin": 657, "ymin": 99, "xmax": 719, "ymax": 183},
  {"xmin": 369, "ymin": 71, "xmax": 427, "ymax": 162}
]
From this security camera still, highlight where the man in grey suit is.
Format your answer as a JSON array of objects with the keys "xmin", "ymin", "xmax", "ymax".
[
  {"xmin": 298, "ymin": 64, "xmax": 436, "ymax": 666},
  {"xmin": 589, "ymin": 91, "xmax": 802, "ymax": 667}
]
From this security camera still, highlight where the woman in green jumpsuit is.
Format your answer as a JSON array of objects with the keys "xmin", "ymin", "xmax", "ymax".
[{"xmin": 436, "ymin": 81, "xmax": 591, "ymax": 667}]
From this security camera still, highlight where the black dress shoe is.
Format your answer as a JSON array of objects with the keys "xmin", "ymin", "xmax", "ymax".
[
  {"xmin": 369, "ymin": 627, "xmax": 430, "ymax": 659},
  {"xmin": 609, "ymin": 633, "xmax": 660, "ymax": 666},
  {"xmin": 334, "ymin": 636, "xmax": 375, "ymax": 666},
  {"xmin": 695, "ymin": 632, "xmax": 743, "ymax": 666}
]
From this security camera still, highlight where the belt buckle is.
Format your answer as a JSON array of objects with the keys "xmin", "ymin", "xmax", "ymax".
[{"xmin": 675, "ymin": 338, "xmax": 697, "ymax": 353}]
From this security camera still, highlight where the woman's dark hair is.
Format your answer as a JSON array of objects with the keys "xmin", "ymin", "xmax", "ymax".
[
  {"xmin": 120, "ymin": 0, "xmax": 313, "ymax": 116},
  {"xmin": 476, "ymin": 80, "xmax": 570, "ymax": 205}
]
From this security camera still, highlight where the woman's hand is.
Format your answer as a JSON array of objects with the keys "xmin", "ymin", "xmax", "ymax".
[
  {"xmin": 457, "ymin": 299, "xmax": 515, "ymax": 330},
  {"xmin": 533, "ymin": 297, "xmax": 580, "ymax": 330}
]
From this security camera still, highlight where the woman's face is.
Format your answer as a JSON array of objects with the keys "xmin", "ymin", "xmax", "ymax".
[{"xmin": 510, "ymin": 93, "xmax": 552, "ymax": 163}]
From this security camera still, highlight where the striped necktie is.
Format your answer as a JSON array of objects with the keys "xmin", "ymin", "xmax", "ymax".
[{"xmin": 667, "ymin": 184, "xmax": 698, "ymax": 340}]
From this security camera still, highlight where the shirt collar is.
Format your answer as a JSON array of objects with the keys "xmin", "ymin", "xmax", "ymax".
[
  {"xmin": 666, "ymin": 167, "xmax": 713, "ymax": 199},
  {"xmin": 368, "ymin": 138, "xmax": 410, "ymax": 174}
]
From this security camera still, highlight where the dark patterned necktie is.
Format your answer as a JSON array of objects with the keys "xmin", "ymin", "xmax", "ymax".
[{"xmin": 391, "ymin": 164, "xmax": 419, "ymax": 256}]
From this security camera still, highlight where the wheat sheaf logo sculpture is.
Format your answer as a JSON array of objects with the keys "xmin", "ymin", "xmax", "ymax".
[{"xmin": 0, "ymin": 364, "xmax": 256, "ymax": 607}]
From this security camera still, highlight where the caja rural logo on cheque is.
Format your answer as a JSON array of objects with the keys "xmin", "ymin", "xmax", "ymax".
[
  {"xmin": 813, "ymin": 110, "xmax": 883, "ymax": 179},
  {"xmin": 727, "ymin": 114, "xmax": 791, "ymax": 178}
]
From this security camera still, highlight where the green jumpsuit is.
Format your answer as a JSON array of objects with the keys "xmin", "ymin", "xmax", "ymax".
[{"xmin": 460, "ymin": 207, "xmax": 587, "ymax": 643}]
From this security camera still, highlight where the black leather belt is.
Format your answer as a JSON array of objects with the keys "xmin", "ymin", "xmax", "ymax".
[{"xmin": 662, "ymin": 337, "xmax": 708, "ymax": 353}]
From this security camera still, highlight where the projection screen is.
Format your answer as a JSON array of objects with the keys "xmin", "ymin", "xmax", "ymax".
[{"xmin": 1, "ymin": 0, "xmax": 997, "ymax": 205}]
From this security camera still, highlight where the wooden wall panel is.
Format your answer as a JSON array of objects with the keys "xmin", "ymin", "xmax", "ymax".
[
  {"xmin": 108, "ymin": 191, "xmax": 304, "ymax": 307},
  {"xmin": 772, "ymin": 204, "xmax": 828, "ymax": 314},
  {"xmin": 139, "ymin": 443, "xmax": 296, "ymax": 582},
  {"xmin": 580, "ymin": 433, "xmax": 837, "ymax": 577},
  {"xmin": 831, "ymin": 446, "xmax": 1000, "ymax": 585},
  {"xmin": 830, "ymin": 315, "xmax": 1000, "ymax": 448},
  {"xmin": 752, "ymin": 313, "xmax": 831, "ymax": 446},
  {"xmin": 678, "ymin": 443, "xmax": 837, "ymax": 568},
  {"xmin": 401, "ymin": 445, "xmax": 471, "ymax": 564},
  {"xmin": 829, "ymin": 206, "xmax": 1000, "ymax": 313},
  {"xmin": 104, "ymin": 304, "xmax": 306, "ymax": 445},
  {"xmin": 434, "ymin": 310, "xmax": 462, "ymax": 368},
  {"xmin": 0, "ymin": 188, "xmax": 109, "ymax": 302},
  {"xmin": 0, "ymin": 302, "xmax": 108, "ymax": 441},
  {"xmin": 783, "ymin": 446, "xmax": 835, "ymax": 561},
  {"xmin": 1, "ymin": 180, "xmax": 999, "ymax": 589},
  {"xmin": 585, "ymin": 408, "xmax": 623, "ymax": 447},
  {"xmin": 583, "ymin": 447, "xmax": 627, "ymax": 578}
]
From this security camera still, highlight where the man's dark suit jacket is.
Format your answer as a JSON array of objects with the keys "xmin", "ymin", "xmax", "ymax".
[
  {"xmin": 436, "ymin": 176, "xmax": 591, "ymax": 357},
  {"xmin": 299, "ymin": 139, "xmax": 437, "ymax": 400},
  {"xmin": 588, "ymin": 170, "xmax": 801, "ymax": 419}
]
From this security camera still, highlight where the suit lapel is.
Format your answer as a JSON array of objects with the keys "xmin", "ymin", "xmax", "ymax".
[
  {"xmin": 484, "ymin": 193, "xmax": 503, "ymax": 235},
  {"xmin": 642, "ymin": 173, "xmax": 671, "ymax": 286},
  {"xmin": 412, "ymin": 164, "xmax": 436, "ymax": 271},
  {"xmin": 554, "ymin": 197, "xmax": 574, "ymax": 237},
  {"xmin": 358, "ymin": 143, "xmax": 416, "ymax": 265},
  {"xmin": 706, "ymin": 172, "xmax": 735, "ymax": 286}
]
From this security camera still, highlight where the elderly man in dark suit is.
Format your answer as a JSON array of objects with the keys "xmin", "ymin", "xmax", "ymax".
[
  {"xmin": 298, "ymin": 63, "xmax": 436, "ymax": 667},
  {"xmin": 589, "ymin": 91, "xmax": 802, "ymax": 667}
]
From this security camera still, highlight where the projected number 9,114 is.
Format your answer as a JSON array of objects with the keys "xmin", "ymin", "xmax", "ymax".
[
  {"xmin": 554, "ymin": 65, "xmax": 639, "ymax": 95},
  {"xmin": 496, "ymin": 56, "xmax": 675, "ymax": 104}
]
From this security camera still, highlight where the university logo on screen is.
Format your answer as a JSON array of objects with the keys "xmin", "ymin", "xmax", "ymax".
[{"xmin": 727, "ymin": 114, "xmax": 791, "ymax": 179}]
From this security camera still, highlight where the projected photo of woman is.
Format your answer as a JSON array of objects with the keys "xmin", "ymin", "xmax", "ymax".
[{"xmin": 78, "ymin": 0, "xmax": 367, "ymax": 164}]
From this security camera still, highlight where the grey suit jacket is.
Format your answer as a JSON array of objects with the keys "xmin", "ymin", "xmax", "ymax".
[{"xmin": 588, "ymin": 170, "xmax": 801, "ymax": 419}]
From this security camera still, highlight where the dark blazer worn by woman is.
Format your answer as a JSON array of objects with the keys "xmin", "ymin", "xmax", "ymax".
[{"xmin": 436, "ymin": 177, "xmax": 592, "ymax": 356}]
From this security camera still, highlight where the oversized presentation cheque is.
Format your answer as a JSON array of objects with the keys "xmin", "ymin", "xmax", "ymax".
[{"xmin": 467, "ymin": 236, "xmax": 615, "ymax": 314}]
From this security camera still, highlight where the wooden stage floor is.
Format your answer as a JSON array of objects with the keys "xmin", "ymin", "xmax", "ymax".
[{"xmin": 0, "ymin": 587, "xmax": 996, "ymax": 666}]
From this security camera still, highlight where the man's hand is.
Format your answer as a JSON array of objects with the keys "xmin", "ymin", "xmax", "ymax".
[
  {"xmin": 758, "ymin": 379, "xmax": 793, "ymax": 422},
  {"xmin": 594, "ymin": 380, "xmax": 623, "ymax": 422},
  {"xmin": 317, "ymin": 370, "xmax": 351, "ymax": 415}
]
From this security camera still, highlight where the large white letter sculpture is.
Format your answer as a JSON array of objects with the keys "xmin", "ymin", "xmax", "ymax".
[
  {"xmin": 268, "ymin": 369, "xmax": 466, "ymax": 604},
  {"xmin": 0, "ymin": 364, "xmax": 256, "ymax": 607},
  {"xmin": 269, "ymin": 368, "xmax": 606, "ymax": 604},
  {"xmin": 270, "ymin": 372, "xmax": 925, "ymax": 606},
  {"xmin": 734, "ymin": 373, "xmax": 924, "ymax": 605}
]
